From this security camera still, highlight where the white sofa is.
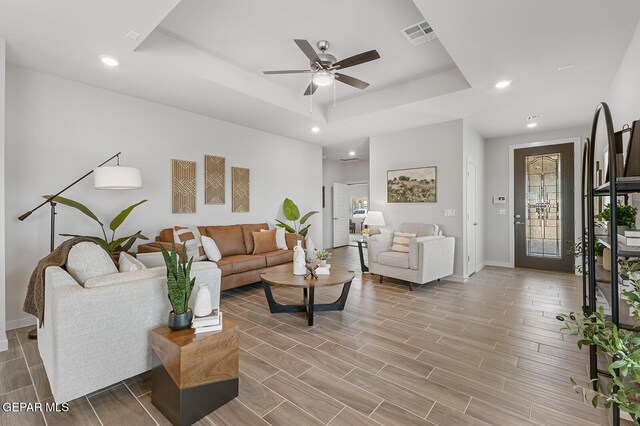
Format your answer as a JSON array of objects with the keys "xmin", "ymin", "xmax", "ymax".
[
  {"xmin": 368, "ymin": 223, "xmax": 455, "ymax": 290},
  {"xmin": 38, "ymin": 255, "xmax": 221, "ymax": 404}
]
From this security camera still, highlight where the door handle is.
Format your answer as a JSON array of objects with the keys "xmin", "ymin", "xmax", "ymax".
[
  {"xmin": 473, "ymin": 223, "xmax": 478, "ymax": 226},
  {"xmin": 515, "ymin": 221, "xmax": 524, "ymax": 225},
  {"xmin": 333, "ymin": 218, "xmax": 338, "ymax": 221}
]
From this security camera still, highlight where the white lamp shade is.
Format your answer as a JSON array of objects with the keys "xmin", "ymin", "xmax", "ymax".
[
  {"xmin": 94, "ymin": 166, "xmax": 142, "ymax": 190},
  {"xmin": 363, "ymin": 211, "xmax": 385, "ymax": 227}
]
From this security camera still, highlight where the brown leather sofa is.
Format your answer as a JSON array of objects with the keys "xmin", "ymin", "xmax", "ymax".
[{"xmin": 138, "ymin": 223, "xmax": 303, "ymax": 291}]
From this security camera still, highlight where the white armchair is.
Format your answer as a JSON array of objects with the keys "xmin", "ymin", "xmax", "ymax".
[
  {"xmin": 38, "ymin": 258, "xmax": 221, "ymax": 404},
  {"xmin": 367, "ymin": 223, "xmax": 455, "ymax": 290}
]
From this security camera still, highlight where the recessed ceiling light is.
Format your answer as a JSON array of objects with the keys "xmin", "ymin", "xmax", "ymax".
[
  {"xmin": 527, "ymin": 122, "xmax": 538, "ymax": 128},
  {"xmin": 311, "ymin": 126, "xmax": 320, "ymax": 133},
  {"xmin": 558, "ymin": 64, "xmax": 574, "ymax": 71},
  {"xmin": 348, "ymin": 151, "xmax": 356, "ymax": 156},
  {"xmin": 495, "ymin": 80, "xmax": 512, "ymax": 89},
  {"xmin": 100, "ymin": 56, "xmax": 119, "ymax": 67}
]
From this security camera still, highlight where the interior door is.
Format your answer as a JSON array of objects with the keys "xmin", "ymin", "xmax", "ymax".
[
  {"xmin": 466, "ymin": 160, "xmax": 478, "ymax": 275},
  {"xmin": 514, "ymin": 143, "xmax": 575, "ymax": 271},
  {"xmin": 332, "ymin": 182, "xmax": 349, "ymax": 248}
]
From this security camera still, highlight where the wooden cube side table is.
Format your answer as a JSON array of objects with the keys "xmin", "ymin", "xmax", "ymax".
[{"xmin": 150, "ymin": 320, "xmax": 239, "ymax": 426}]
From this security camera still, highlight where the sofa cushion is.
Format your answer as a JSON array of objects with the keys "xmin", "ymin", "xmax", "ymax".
[
  {"xmin": 224, "ymin": 254, "xmax": 267, "ymax": 274},
  {"xmin": 205, "ymin": 225, "xmax": 246, "ymax": 257},
  {"xmin": 252, "ymin": 229, "xmax": 279, "ymax": 254},
  {"xmin": 242, "ymin": 223, "xmax": 269, "ymax": 254},
  {"xmin": 390, "ymin": 231, "xmax": 416, "ymax": 253},
  {"xmin": 377, "ymin": 251, "xmax": 410, "ymax": 269},
  {"xmin": 173, "ymin": 226, "xmax": 207, "ymax": 261},
  {"xmin": 262, "ymin": 227, "xmax": 288, "ymax": 250},
  {"xmin": 118, "ymin": 252, "xmax": 146, "ymax": 272},
  {"xmin": 159, "ymin": 228, "xmax": 174, "ymax": 243},
  {"xmin": 400, "ymin": 223, "xmax": 439, "ymax": 237},
  {"xmin": 66, "ymin": 242, "xmax": 119, "ymax": 285},
  {"xmin": 214, "ymin": 259, "xmax": 233, "ymax": 277},
  {"xmin": 201, "ymin": 236, "xmax": 222, "ymax": 261},
  {"xmin": 263, "ymin": 250, "xmax": 294, "ymax": 267}
]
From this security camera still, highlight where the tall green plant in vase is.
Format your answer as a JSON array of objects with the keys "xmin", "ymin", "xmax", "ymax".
[
  {"xmin": 275, "ymin": 198, "xmax": 319, "ymax": 238},
  {"xmin": 160, "ymin": 243, "xmax": 196, "ymax": 331}
]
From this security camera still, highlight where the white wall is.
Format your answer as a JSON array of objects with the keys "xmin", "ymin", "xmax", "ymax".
[
  {"xmin": 463, "ymin": 123, "xmax": 485, "ymax": 276},
  {"xmin": 484, "ymin": 126, "xmax": 589, "ymax": 267},
  {"xmin": 5, "ymin": 67, "xmax": 322, "ymax": 329},
  {"xmin": 370, "ymin": 120, "xmax": 465, "ymax": 278},
  {"xmin": 0, "ymin": 40, "xmax": 7, "ymax": 350}
]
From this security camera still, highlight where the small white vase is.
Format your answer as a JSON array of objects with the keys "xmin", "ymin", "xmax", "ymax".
[
  {"xmin": 319, "ymin": 259, "xmax": 327, "ymax": 267},
  {"xmin": 293, "ymin": 240, "xmax": 306, "ymax": 275},
  {"xmin": 193, "ymin": 283, "xmax": 212, "ymax": 317}
]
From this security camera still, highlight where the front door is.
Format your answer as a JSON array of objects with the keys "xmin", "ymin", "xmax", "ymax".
[{"xmin": 514, "ymin": 143, "xmax": 575, "ymax": 271}]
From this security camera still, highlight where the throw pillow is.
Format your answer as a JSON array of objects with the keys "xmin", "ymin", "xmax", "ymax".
[
  {"xmin": 66, "ymin": 242, "xmax": 119, "ymax": 286},
  {"xmin": 261, "ymin": 227, "xmax": 287, "ymax": 250},
  {"xmin": 390, "ymin": 231, "xmax": 417, "ymax": 253},
  {"xmin": 201, "ymin": 236, "xmax": 222, "ymax": 261},
  {"xmin": 118, "ymin": 252, "xmax": 146, "ymax": 272},
  {"xmin": 173, "ymin": 226, "xmax": 207, "ymax": 261},
  {"xmin": 252, "ymin": 229, "xmax": 279, "ymax": 254}
]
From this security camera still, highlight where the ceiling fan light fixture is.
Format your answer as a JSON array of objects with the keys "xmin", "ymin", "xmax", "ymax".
[{"xmin": 312, "ymin": 70, "xmax": 334, "ymax": 87}]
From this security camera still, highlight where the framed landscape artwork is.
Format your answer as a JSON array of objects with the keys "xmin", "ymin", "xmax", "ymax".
[{"xmin": 387, "ymin": 166, "xmax": 437, "ymax": 203}]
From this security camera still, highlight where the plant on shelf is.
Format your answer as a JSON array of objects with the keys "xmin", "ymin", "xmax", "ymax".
[
  {"xmin": 275, "ymin": 198, "xmax": 319, "ymax": 238},
  {"xmin": 596, "ymin": 202, "xmax": 638, "ymax": 229},
  {"xmin": 557, "ymin": 259, "xmax": 640, "ymax": 423},
  {"xmin": 160, "ymin": 243, "xmax": 196, "ymax": 330},
  {"xmin": 43, "ymin": 195, "xmax": 148, "ymax": 253},
  {"xmin": 568, "ymin": 239, "xmax": 605, "ymax": 271}
]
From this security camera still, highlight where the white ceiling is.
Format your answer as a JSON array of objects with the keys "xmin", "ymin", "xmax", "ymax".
[
  {"xmin": 159, "ymin": 0, "xmax": 456, "ymax": 105},
  {"xmin": 0, "ymin": 0, "xmax": 639, "ymax": 148}
]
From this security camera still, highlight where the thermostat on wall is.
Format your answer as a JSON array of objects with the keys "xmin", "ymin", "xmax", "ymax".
[{"xmin": 493, "ymin": 196, "xmax": 506, "ymax": 204}]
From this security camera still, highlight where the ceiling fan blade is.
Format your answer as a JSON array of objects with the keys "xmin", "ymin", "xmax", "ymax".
[
  {"xmin": 333, "ymin": 50, "xmax": 380, "ymax": 70},
  {"xmin": 263, "ymin": 70, "xmax": 312, "ymax": 75},
  {"xmin": 303, "ymin": 82, "xmax": 318, "ymax": 96},
  {"xmin": 294, "ymin": 39, "xmax": 322, "ymax": 67},
  {"xmin": 335, "ymin": 73, "xmax": 370, "ymax": 90}
]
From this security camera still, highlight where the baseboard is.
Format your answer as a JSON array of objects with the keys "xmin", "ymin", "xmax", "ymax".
[
  {"xmin": 477, "ymin": 263, "xmax": 486, "ymax": 272},
  {"xmin": 0, "ymin": 338, "xmax": 8, "ymax": 352},
  {"xmin": 484, "ymin": 261, "xmax": 513, "ymax": 268},
  {"xmin": 446, "ymin": 275, "xmax": 468, "ymax": 283},
  {"xmin": 6, "ymin": 316, "xmax": 37, "ymax": 330}
]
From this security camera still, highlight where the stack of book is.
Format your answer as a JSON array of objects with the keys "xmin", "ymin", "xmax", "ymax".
[
  {"xmin": 618, "ymin": 229, "xmax": 640, "ymax": 247},
  {"xmin": 191, "ymin": 308, "xmax": 222, "ymax": 334}
]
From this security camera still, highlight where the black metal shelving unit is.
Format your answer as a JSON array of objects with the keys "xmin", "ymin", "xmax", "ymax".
[{"xmin": 583, "ymin": 102, "xmax": 639, "ymax": 426}]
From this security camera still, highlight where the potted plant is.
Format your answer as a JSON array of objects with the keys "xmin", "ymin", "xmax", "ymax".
[
  {"xmin": 315, "ymin": 249, "xmax": 331, "ymax": 267},
  {"xmin": 596, "ymin": 202, "xmax": 638, "ymax": 235},
  {"xmin": 43, "ymin": 195, "xmax": 148, "ymax": 257},
  {"xmin": 275, "ymin": 198, "xmax": 319, "ymax": 238},
  {"xmin": 160, "ymin": 243, "xmax": 196, "ymax": 331},
  {"xmin": 557, "ymin": 259, "xmax": 640, "ymax": 423},
  {"xmin": 568, "ymin": 239, "xmax": 605, "ymax": 270}
]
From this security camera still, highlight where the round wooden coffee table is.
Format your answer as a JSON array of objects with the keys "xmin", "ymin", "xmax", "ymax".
[{"xmin": 260, "ymin": 264, "xmax": 355, "ymax": 326}]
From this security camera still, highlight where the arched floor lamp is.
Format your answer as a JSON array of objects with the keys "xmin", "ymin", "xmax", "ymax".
[{"xmin": 18, "ymin": 152, "xmax": 142, "ymax": 338}]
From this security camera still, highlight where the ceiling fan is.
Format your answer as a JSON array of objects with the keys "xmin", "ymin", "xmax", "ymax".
[{"xmin": 263, "ymin": 39, "xmax": 380, "ymax": 96}]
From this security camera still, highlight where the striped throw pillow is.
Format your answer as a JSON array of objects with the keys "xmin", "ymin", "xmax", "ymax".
[
  {"xmin": 390, "ymin": 231, "xmax": 417, "ymax": 253},
  {"xmin": 173, "ymin": 226, "xmax": 207, "ymax": 261}
]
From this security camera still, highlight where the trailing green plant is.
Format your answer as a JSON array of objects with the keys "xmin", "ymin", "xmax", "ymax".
[
  {"xmin": 160, "ymin": 243, "xmax": 195, "ymax": 315},
  {"xmin": 557, "ymin": 259, "xmax": 640, "ymax": 423},
  {"xmin": 596, "ymin": 202, "xmax": 638, "ymax": 228},
  {"xmin": 315, "ymin": 249, "xmax": 331, "ymax": 261},
  {"xmin": 43, "ymin": 195, "xmax": 148, "ymax": 253},
  {"xmin": 275, "ymin": 198, "xmax": 319, "ymax": 238}
]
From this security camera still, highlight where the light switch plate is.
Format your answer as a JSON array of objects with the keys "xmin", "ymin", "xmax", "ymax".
[
  {"xmin": 498, "ymin": 208, "xmax": 507, "ymax": 215},
  {"xmin": 443, "ymin": 209, "xmax": 456, "ymax": 217}
]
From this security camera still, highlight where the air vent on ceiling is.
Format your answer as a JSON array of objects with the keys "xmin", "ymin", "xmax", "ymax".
[
  {"xmin": 527, "ymin": 115, "xmax": 543, "ymax": 121},
  {"xmin": 340, "ymin": 158, "xmax": 360, "ymax": 162},
  {"xmin": 402, "ymin": 20, "xmax": 437, "ymax": 46}
]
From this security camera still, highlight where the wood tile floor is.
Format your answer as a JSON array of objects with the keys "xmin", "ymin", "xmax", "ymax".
[{"xmin": 1, "ymin": 246, "xmax": 607, "ymax": 425}]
